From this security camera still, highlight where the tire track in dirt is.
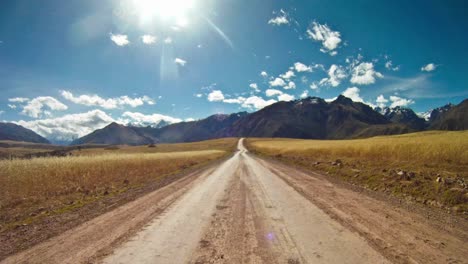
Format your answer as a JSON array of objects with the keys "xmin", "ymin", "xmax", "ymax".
[
  {"xmin": 257, "ymin": 157, "xmax": 468, "ymax": 264},
  {"xmin": 1, "ymin": 166, "xmax": 218, "ymax": 264}
]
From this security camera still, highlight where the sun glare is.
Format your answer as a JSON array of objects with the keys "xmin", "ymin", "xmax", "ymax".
[{"xmin": 131, "ymin": 0, "xmax": 196, "ymax": 26}]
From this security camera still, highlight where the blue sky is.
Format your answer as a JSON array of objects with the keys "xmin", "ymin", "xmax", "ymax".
[{"xmin": 1, "ymin": 0, "xmax": 467, "ymax": 142}]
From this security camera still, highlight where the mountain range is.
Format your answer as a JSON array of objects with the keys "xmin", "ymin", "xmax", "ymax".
[
  {"xmin": 0, "ymin": 123, "xmax": 50, "ymax": 144},
  {"xmin": 1, "ymin": 96, "xmax": 466, "ymax": 145}
]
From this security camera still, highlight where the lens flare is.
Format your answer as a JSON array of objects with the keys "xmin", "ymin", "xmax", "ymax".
[{"xmin": 131, "ymin": 0, "xmax": 195, "ymax": 25}]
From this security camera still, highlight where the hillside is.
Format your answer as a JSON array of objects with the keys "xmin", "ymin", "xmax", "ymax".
[
  {"xmin": 71, "ymin": 122, "xmax": 154, "ymax": 146},
  {"xmin": 70, "ymin": 96, "xmax": 468, "ymax": 145},
  {"xmin": 220, "ymin": 96, "xmax": 399, "ymax": 139},
  {"xmin": 0, "ymin": 123, "xmax": 50, "ymax": 144},
  {"xmin": 429, "ymin": 99, "xmax": 468, "ymax": 130}
]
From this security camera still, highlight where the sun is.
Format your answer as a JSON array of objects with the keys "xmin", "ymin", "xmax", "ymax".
[{"xmin": 131, "ymin": 0, "xmax": 196, "ymax": 26}]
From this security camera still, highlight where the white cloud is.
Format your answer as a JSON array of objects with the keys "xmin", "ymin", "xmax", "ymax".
[
  {"xmin": 389, "ymin": 95, "xmax": 415, "ymax": 108},
  {"xmin": 284, "ymin": 81, "xmax": 296, "ymax": 90},
  {"xmin": 118, "ymin": 112, "xmax": 182, "ymax": 127},
  {"xmin": 22, "ymin": 96, "xmax": 68, "ymax": 118},
  {"xmin": 164, "ymin": 37, "xmax": 173, "ymax": 44},
  {"xmin": 385, "ymin": 61, "xmax": 400, "ymax": 71},
  {"xmin": 265, "ymin": 89, "xmax": 283, "ymax": 97},
  {"xmin": 376, "ymin": 94, "xmax": 389, "ymax": 108},
  {"xmin": 320, "ymin": 64, "xmax": 347, "ymax": 87},
  {"xmin": 195, "ymin": 93, "xmax": 203, "ymax": 98},
  {"xmin": 265, "ymin": 89, "xmax": 294, "ymax": 101},
  {"xmin": 174, "ymin": 58, "xmax": 187, "ymax": 66},
  {"xmin": 207, "ymin": 90, "xmax": 225, "ymax": 102},
  {"xmin": 350, "ymin": 62, "xmax": 383, "ymax": 85},
  {"xmin": 307, "ymin": 22, "xmax": 342, "ymax": 55},
  {"xmin": 269, "ymin": 77, "xmax": 286, "ymax": 87},
  {"xmin": 141, "ymin": 34, "xmax": 157, "ymax": 44},
  {"xmin": 278, "ymin": 93, "xmax": 295, "ymax": 101},
  {"xmin": 8, "ymin": 104, "xmax": 17, "ymax": 109},
  {"xmin": 223, "ymin": 97, "xmax": 246, "ymax": 104},
  {"xmin": 268, "ymin": 10, "xmax": 289, "ymax": 26},
  {"xmin": 310, "ymin": 82, "xmax": 319, "ymax": 90},
  {"xmin": 300, "ymin": 90, "xmax": 309, "ymax": 98},
  {"xmin": 110, "ymin": 33, "xmax": 130, "ymax": 46},
  {"xmin": 249, "ymin": 83, "xmax": 260, "ymax": 92},
  {"xmin": 341, "ymin": 87, "xmax": 364, "ymax": 103},
  {"xmin": 280, "ymin": 70, "xmax": 295, "ymax": 80},
  {"xmin": 260, "ymin": 71, "xmax": 268, "ymax": 77},
  {"xmin": 421, "ymin": 63, "xmax": 437, "ymax": 72},
  {"xmin": 294, "ymin": 62, "xmax": 312, "ymax": 72},
  {"xmin": 61, "ymin": 91, "xmax": 154, "ymax": 109},
  {"xmin": 8, "ymin": 97, "xmax": 29, "ymax": 103},
  {"xmin": 241, "ymin": 96, "xmax": 276, "ymax": 110},
  {"xmin": 15, "ymin": 110, "xmax": 114, "ymax": 142}
]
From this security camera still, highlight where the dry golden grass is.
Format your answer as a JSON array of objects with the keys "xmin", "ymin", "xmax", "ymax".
[
  {"xmin": 247, "ymin": 131, "xmax": 468, "ymax": 213},
  {"xmin": 0, "ymin": 138, "xmax": 238, "ymax": 231},
  {"xmin": 69, "ymin": 138, "xmax": 239, "ymax": 156}
]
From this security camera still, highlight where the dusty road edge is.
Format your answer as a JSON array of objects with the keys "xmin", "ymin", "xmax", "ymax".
[
  {"xmin": 0, "ymin": 156, "xmax": 231, "ymax": 264},
  {"xmin": 251, "ymin": 154, "xmax": 468, "ymax": 264}
]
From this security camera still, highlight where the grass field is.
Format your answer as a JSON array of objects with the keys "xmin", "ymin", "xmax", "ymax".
[
  {"xmin": 246, "ymin": 131, "xmax": 468, "ymax": 214},
  {"xmin": 0, "ymin": 138, "xmax": 238, "ymax": 232}
]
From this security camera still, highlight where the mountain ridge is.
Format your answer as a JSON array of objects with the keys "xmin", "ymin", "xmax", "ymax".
[
  {"xmin": 69, "ymin": 96, "xmax": 468, "ymax": 145},
  {"xmin": 0, "ymin": 123, "xmax": 50, "ymax": 144}
]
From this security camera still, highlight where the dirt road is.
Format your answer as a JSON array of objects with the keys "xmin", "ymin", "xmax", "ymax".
[{"xmin": 3, "ymin": 139, "xmax": 467, "ymax": 263}]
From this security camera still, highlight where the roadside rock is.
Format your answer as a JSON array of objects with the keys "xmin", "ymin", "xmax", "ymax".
[{"xmin": 331, "ymin": 159, "xmax": 343, "ymax": 167}]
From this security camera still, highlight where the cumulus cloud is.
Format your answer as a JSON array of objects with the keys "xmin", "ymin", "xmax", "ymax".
[
  {"xmin": 278, "ymin": 93, "xmax": 295, "ymax": 101},
  {"xmin": 300, "ymin": 90, "xmax": 309, "ymax": 98},
  {"xmin": 15, "ymin": 109, "xmax": 114, "ymax": 142},
  {"xmin": 341, "ymin": 87, "xmax": 364, "ymax": 103},
  {"xmin": 280, "ymin": 70, "xmax": 295, "ymax": 80},
  {"xmin": 320, "ymin": 64, "xmax": 347, "ymax": 87},
  {"xmin": 269, "ymin": 77, "xmax": 286, "ymax": 87},
  {"xmin": 241, "ymin": 96, "xmax": 276, "ymax": 110},
  {"xmin": 376, "ymin": 94, "xmax": 389, "ymax": 108},
  {"xmin": 284, "ymin": 81, "xmax": 296, "ymax": 90},
  {"xmin": 421, "ymin": 63, "xmax": 437, "ymax": 72},
  {"xmin": 265, "ymin": 89, "xmax": 294, "ymax": 101},
  {"xmin": 21, "ymin": 96, "xmax": 68, "ymax": 118},
  {"xmin": 307, "ymin": 22, "xmax": 342, "ymax": 55},
  {"xmin": 61, "ymin": 91, "xmax": 155, "ymax": 109},
  {"xmin": 249, "ymin": 83, "xmax": 260, "ymax": 92},
  {"xmin": 268, "ymin": 9, "xmax": 289, "ymax": 26},
  {"xmin": 174, "ymin": 58, "xmax": 187, "ymax": 66},
  {"xmin": 207, "ymin": 90, "xmax": 225, "ymax": 102},
  {"xmin": 260, "ymin": 71, "xmax": 268, "ymax": 77},
  {"xmin": 294, "ymin": 62, "xmax": 312, "ymax": 72},
  {"xmin": 110, "ymin": 33, "xmax": 130, "ymax": 46},
  {"xmin": 389, "ymin": 95, "xmax": 415, "ymax": 108},
  {"xmin": 265, "ymin": 89, "xmax": 283, "ymax": 97},
  {"xmin": 118, "ymin": 112, "xmax": 182, "ymax": 127},
  {"xmin": 350, "ymin": 62, "xmax": 383, "ymax": 85},
  {"xmin": 141, "ymin": 34, "xmax": 157, "ymax": 44},
  {"xmin": 164, "ymin": 37, "xmax": 173, "ymax": 44}
]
